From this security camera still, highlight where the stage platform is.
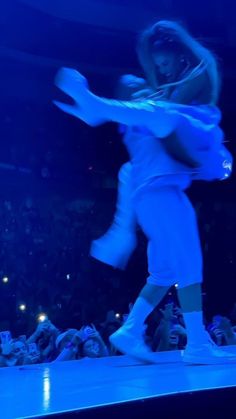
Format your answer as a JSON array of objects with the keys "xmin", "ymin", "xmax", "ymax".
[{"xmin": 1, "ymin": 348, "xmax": 236, "ymax": 419}]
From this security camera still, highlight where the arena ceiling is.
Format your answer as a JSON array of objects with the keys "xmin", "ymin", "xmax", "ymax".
[{"xmin": 0, "ymin": 0, "xmax": 235, "ymax": 104}]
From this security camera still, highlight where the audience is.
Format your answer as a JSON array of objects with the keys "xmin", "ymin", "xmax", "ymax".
[
  {"xmin": 0, "ymin": 187, "xmax": 236, "ymax": 367},
  {"xmin": 1, "ymin": 302, "xmax": 236, "ymax": 367},
  {"xmin": 207, "ymin": 315, "xmax": 236, "ymax": 346}
]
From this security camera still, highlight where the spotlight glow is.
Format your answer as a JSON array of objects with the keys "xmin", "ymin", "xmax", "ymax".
[
  {"xmin": 19, "ymin": 304, "xmax": 26, "ymax": 312},
  {"xmin": 38, "ymin": 313, "xmax": 48, "ymax": 322},
  {"xmin": 2, "ymin": 276, "xmax": 9, "ymax": 283}
]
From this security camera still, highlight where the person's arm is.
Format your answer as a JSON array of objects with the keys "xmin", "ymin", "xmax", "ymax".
[
  {"xmin": 27, "ymin": 330, "xmax": 40, "ymax": 344},
  {"xmin": 27, "ymin": 321, "xmax": 50, "ymax": 344},
  {"xmin": 223, "ymin": 329, "xmax": 236, "ymax": 345},
  {"xmin": 84, "ymin": 325, "xmax": 109, "ymax": 357},
  {"xmin": 54, "ymin": 343, "xmax": 77, "ymax": 362},
  {"xmin": 54, "ymin": 68, "xmax": 180, "ymax": 138},
  {"xmin": 153, "ymin": 304, "xmax": 174, "ymax": 352},
  {"xmin": 158, "ymin": 72, "xmax": 212, "ymax": 168},
  {"xmin": 0, "ymin": 343, "xmax": 18, "ymax": 366},
  {"xmin": 93, "ymin": 335, "xmax": 109, "ymax": 357},
  {"xmin": 161, "ymin": 130, "xmax": 200, "ymax": 168},
  {"xmin": 173, "ymin": 306, "xmax": 185, "ymax": 328},
  {"xmin": 170, "ymin": 71, "xmax": 211, "ymax": 105},
  {"xmin": 218, "ymin": 318, "xmax": 236, "ymax": 345},
  {"xmin": 54, "ymin": 327, "xmax": 89, "ymax": 362},
  {"xmin": 154, "ymin": 319, "xmax": 171, "ymax": 352},
  {"xmin": 40, "ymin": 337, "xmax": 55, "ymax": 362},
  {"xmin": 54, "ymin": 333, "xmax": 82, "ymax": 362}
]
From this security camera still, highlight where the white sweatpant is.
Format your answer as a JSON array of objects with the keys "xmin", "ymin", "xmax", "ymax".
[
  {"xmin": 134, "ymin": 183, "xmax": 203, "ymax": 288},
  {"xmin": 90, "ymin": 162, "xmax": 137, "ymax": 269}
]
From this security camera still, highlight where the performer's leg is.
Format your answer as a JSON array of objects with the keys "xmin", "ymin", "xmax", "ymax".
[
  {"xmin": 140, "ymin": 283, "xmax": 170, "ymax": 306},
  {"xmin": 90, "ymin": 162, "xmax": 137, "ymax": 269},
  {"xmin": 109, "ymin": 284, "xmax": 170, "ymax": 361},
  {"xmin": 122, "ymin": 283, "xmax": 169, "ymax": 338},
  {"xmin": 110, "ymin": 184, "xmax": 236, "ymax": 363},
  {"xmin": 175, "ymin": 194, "xmax": 236, "ymax": 363},
  {"xmin": 110, "ymin": 185, "xmax": 180, "ymax": 360},
  {"xmin": 177, "ymin": 283, "xmax": 207, "ymax": 344},
  {"xmin": 168, "ymin": 191, "xmax": 208, "ymax": 345},
  {"xmin": 178, "ymin": 283, "xmax": 202, "ymax": 312}
]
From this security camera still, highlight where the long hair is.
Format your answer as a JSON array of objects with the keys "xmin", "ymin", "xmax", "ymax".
[{"xmin": 137, "ymin": 20, "xmax": 220, "ymax": 104}]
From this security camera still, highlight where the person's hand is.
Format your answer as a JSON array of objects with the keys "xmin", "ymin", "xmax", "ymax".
[
  {"xmin": 212, "ymin": 316, "xmax": 231, "ymax": 332},
  {"xmin": 210, "ymin": 326, "xmax": 225, "ymax": 346},
  {"xmin": 76, "ymin": 325, "xmax": 101, "ymax": 341},
  {"xmin": 212, "ymin": 327, "xmax": 224, "ymax": 338},
  {"xmin": 171, "ymin": 324, "xmax": 187, "ymax": 336},
  {"xmin": 119, "ymin": 74, "xmax": 147, "ymax": 89},
  {"xmin": 46, "ymin": 321, "xmax": 59, "ymax": 335},
  {"xmin": 132, "ymin": 88, "xmax": 155, "ymax": 100},
  {"xmin": 26, "ymin": 346, "xmax": 41, "ymax": 364},
  {"xmin": 119, "ymin": 74, "xmax": 154, "ymax": 101},
  {"xmin": 75, "ymin": 326, "xmax": 89, "ymax": 342},
  {"xmin": 218, "ymin": 316, "xmax": 232, "ymax": 331},
  {"xmin": 212, "ymin": 317, "xmax": 236, "ymax": 345},
  {"xmin": 35, "ymin": 321, "xmax": 51, "ymax": 337},
  {"xmin": 160, "ymin": 303, "xmax": 175, "ymax": 322},
  {"xmin": 173, "ymin": 306, "xmax": 182, "ymax": 317},
  {"xmin": 47, "ymin": 334, "xmax": 56, "ymax": 350},
  {"xmin": 25, "ymin": 353, "xmax": 40, "ymax": 364},
  {"xmin": 84, "ymin": 324, "xmax": 100, "ymax": 339},
  {"xmin": 1, "ymin": 341, "xmax": 14, "ymax": 356}
]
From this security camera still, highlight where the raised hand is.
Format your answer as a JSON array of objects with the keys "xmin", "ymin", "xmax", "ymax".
[
  {"xmin": 55, "ymin": 67, "xmax": 89, "ymax": 102},
  {"xmin": 85, "ymin": 324, "xmax": 100, "ymax": 339},
  {"xmin": 1, "ymin": 341, "xmax": 14, "ymax": 356},
  {"xmin": 35, "ymin": 320, "xmax": 50, "ymax": 335},
  {"xmin": 76, "ymin": 326, "xmax": 90, "ymax": 342},
  {"xmin": 160, "ymin": 303, "xmax": 175, "ymax": 322}
]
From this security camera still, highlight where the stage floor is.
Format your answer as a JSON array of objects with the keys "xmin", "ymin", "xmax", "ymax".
[{"xmin": 1, "ymin": 348, "xmax": 236, "ymax": 419}]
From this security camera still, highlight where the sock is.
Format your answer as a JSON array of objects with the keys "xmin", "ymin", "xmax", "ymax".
[
  {"xmin": 123, "ymin": 297, "xmax": 155, "ymax": 337},
  {"xmin": 183, "ymin": 311, "xmax": 208, "ymax": 345}
]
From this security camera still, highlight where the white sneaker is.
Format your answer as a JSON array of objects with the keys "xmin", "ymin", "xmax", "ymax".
[
  {"xmin": 183, "ymin": 341, "xmax": 236, "ymax": 365},
  {"xmin": 109, "ymin": 327, "xmax": 156, "ymax": 363},
  {"xmin": 90, "ymin": 226, "xmax": 137, "ymax": 270}
]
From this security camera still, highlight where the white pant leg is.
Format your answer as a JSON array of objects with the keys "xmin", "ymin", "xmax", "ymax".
[
  {"xmin": 90, "ymin": 162, "xmax": 137, "ymax": 269},
  {"xmin": 134, "ymin": 185, "xmax": 203, "ymax": 287}
]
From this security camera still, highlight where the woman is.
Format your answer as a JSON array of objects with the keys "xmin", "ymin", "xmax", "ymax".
[{"xmin": 54, "ymin": 20, "xmax": 233, "ymax": 364}]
